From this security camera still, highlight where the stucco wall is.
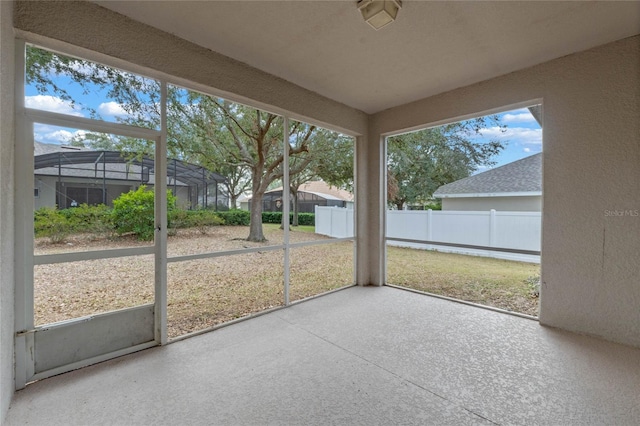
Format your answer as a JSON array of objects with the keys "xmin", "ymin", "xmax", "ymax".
[
  {"xmin": 441, "ymin": 196, "xmax": 542, "ymax": 212},
  {"xmin": 0, "ymin": 0, "xmax": 15, "ymax": 421},
  {"xmin": 372, "ymin": 36, "xmax": 640, "ymax": 347},
  {"xmin": 34, "ymin": 177, "xmax": 55, "ymax": 210}
]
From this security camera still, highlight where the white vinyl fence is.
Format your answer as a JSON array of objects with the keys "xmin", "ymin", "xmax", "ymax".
[
  {"xmin": 315, "ymin": 207, "xmax": 541, "ymax": 263},
  {"xmin": 314, "ymin": 205, "xmax": 354, "ymax": 238}
]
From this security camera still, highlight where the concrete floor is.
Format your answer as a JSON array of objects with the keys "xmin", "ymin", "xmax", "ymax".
[{"xmin": 5, "ymin": 286, "xmax": 640, "ymax": 425}]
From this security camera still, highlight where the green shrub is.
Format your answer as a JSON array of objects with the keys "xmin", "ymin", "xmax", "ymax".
[
  {"xmin": 34, "ymin": 206, "xmax": 71, "ymax": 243},
  {"xmin": 424, "ymin": 201, "xmax": 442, "ymax": 211},
  {"xmin": 524, "ymin": 274, "xmax": 540, "ymax": 298},
  {"xmin": 169, "ymin": 209, "xmax": 225, "ymax": 234},
  {"xmin": 216, "ymin": 209, "xmax": 250, "ymax": 226},
  {"xmin": 261, "ymin": 211, "xmax": 282, "ymax": 224},
  {"xmin": 59, "ymin": 203, "xmax": 112, "ymax": 235},
  {"xmin": 260, "ymin": 212, "xmax": 315, "ymax": 226},
  {"xmin": 295, "ymin": 213, "xmax": 315, "ymax": 226},
  {"xmin": 169, "ymin": 209, "xmax": 189, "ymax": 231},
  {"xmin": 111, "ymin": 186, "xmax": 176, "ymax": 241}
]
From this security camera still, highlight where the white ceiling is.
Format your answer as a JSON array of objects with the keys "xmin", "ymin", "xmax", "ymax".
[{"xmin": 95, "ymin": 1, "xmax": 640, "ymax": 114}]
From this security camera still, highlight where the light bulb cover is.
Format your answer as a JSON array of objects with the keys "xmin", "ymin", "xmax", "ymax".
[{"xmin": 358, "ymin": 0, "xmax": 402, "ymax": 30}]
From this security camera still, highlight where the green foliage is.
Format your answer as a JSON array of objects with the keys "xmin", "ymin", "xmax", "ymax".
[
  {"xmin": 35, "ymin": 204, "xmax": 113, "ymax": 242},
  {"xmin": 261, "ymin": 211, "xmax": 282, "ymax": 224},
  {"xmin": 295, "ymin": 213, "xmax": 315, "ymax": 226},
  {"xmin": 407, "ymin": 201, "xmax": 442, "ymax": 211},
  {"xmin": 386, "ymin": 117, "xmax": 505, "ymax": 209},
  {"xmin": 424, "ymin": 201, "xmax": 442, "ymax": 211},
  {"xmin": 59, "ymin": 204, "xmax": 113, "ymax": 235},
  {"xmin": 26, "ymin": 45, "xmax": 160, "ymax": 126},
  {"xmin": 111, "ymin": 186, "xmax": 176, "ymax": 241},
  {"xmin": 524, "ymin": 274, "xmax": 541, "ymax": 298},
  {"xmin": 215, "ymin": 209, "xmax": 251, "ymax": 226},
  {"xmin": 34, "ymin": 207, "xmax": 71, "ymax": 243},
  {"xmin": 27, "ymin": 45, "xmax": 353, "ymax": 242},
  {"xmin": 261, "ymin": 212, "xmax": 315, "ymax": 226},
  {"xmin": 169, "ymin": 209, "xmax": 224, "ymax": 234}
]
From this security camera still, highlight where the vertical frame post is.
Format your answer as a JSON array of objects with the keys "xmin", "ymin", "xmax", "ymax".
[
  {"xmin": 14, "ymin": 39, "xmax": 35, "ymax": 389},
  {"xmin": 352, "ymin": 135, "xmax": 358, "ymax": 286},
  {"xmin": 282, "ymin": 116, "xmax": 290, "ymax": 305},
  {"xmin": 154, "ymin": 81, "xmax": 168, "ymax": 344}
]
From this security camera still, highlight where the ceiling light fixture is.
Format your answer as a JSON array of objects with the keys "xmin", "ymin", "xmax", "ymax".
[{"xmin": 357, "ymin": 0, "xmax": 402, "ymax": 30}]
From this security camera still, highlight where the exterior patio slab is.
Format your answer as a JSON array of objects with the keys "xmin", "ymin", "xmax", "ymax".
[{"xmin": 5, "ymin": 286, "xmax": 640, "ymax": 425}]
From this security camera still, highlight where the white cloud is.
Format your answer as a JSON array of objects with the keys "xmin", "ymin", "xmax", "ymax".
[
  {"xmin": 524, "ymin": 147, "xmax": 531, "ymax": 153},
  {"xmin": 502, "ymin": 112, "xmax": 536, "ymax": 124},
  {"xmin": 98, "ymin": 101, "xmax": 127, "ymax": 117},
  {"xmin": 25, "ymin": 95, "xmax": 84, "ymax": 117},
  {"xmin": 478, "ymin": 126, "xmax": 542, "ymax": 146},
  {"xmin": 47, "ymin": 130, "xmax": 74, "ymax": 142},
  {"xmin": 34, "ymin": 124, "xmax": 87, "ymax": 145}
]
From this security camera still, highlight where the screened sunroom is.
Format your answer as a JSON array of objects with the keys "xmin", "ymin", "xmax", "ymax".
[{"xmin": 1, "ymin": 1, "xmax": 639, "ymax": 424}]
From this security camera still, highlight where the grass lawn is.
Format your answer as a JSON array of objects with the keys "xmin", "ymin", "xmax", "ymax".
[
  {"xmin": 387, "ymin": 246, "xmax": 540, "ymax": 316},
  {"xmin": 34, "ymin": 225, "xmax": 539, "ymax": 338},
  {"xmin": 291, "ymin": 225, "xmax": 316, "ymax": 233}
]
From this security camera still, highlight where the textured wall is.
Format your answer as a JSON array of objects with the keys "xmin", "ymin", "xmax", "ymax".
[
  {"xmin": 0, "ymin": 0, "xmax": 15, "ymax": 421},
  {"xmin": 372, "ymin": 36, "xmax": 640, "ymax": 347}
]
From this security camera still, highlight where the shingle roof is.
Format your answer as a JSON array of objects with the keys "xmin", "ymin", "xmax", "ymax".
[
  {"xmin": 433, "ymin": 153, "xmax": 541, "ymax": 197},
  {"xmin": 251, "ymin": 181, "xmax": 354, "ymax": 202},
  {"xmin": 296, "ymin": 181, "xmax": 354, "ymax": 202}
]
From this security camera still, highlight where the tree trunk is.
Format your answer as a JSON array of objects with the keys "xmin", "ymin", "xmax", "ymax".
[
  {"xmin": 292, "ymin": 190, "xmax": 299, "ymax": 227},
  {"xmin": 279, "ymin": 195, "xmax": 286, "ymax": 230},
  {"xmin": 395, "ymin": 201, "xmax": 404, "ymax": 210},
  {"xmin": 248, "ymin": 191, "xmax": 266, "ymax": 242}
]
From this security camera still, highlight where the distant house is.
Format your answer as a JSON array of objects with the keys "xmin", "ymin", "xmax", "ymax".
[
  {"xmin": 34, "ymin": 141, "xmax": 227, "ymax": 210},
  {"xmin": 240, "ymin": 180, "xmax": 354, "ymax": 212},
  {"xmin": 433, "ymin": 153, "xmax": 542, "ymax": 211}
]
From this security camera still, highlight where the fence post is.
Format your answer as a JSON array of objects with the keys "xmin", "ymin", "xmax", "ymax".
[
  {"xmin": 489, "ymin": 209, "xmax": 497, "ymax": 247},
  {"xmin": 427, "ymin": 209, "xmax": 433, "ymax": 248},
  {"xmin": 329, "ymin": 206, "xmax": 333, "ymax": 236}
]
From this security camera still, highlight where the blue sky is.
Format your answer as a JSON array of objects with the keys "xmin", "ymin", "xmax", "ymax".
[
  {"xmin": 26, "ymin": 77, "xmax": 542, "ymax": 170},
  {"xmin": 470, "ymin": 107, "xmax": 542, "ymax": 171}
]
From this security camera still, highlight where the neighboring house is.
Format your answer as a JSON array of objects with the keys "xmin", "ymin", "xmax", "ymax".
[
  {"xmin": 241, "ymin": 180, "xmax": 354, "ymax": 213},
  {"xmin": 34, "ymin": 141, "xmax": 227, "ymax": 210},
  {"xmin": 433, "ymin": 153, "xmax": 542, "ymax": 211}
]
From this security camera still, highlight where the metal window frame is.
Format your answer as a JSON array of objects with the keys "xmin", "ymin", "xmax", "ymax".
[
  {"xmin": 15, "ymin": 39, "xmax": 168, "ymax": 388},
  {"xmin": 15, "ymin": 39, "xmax": 359, "ymax": 387}
]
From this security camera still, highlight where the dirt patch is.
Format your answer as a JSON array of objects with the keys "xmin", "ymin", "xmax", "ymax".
[
  {"xmin": 34, "ymin": 226, "xmax": 353, "ymax": 338},
  {"xmin": 34, "ymin": 226, "xmax": 539, "ymax": 338}
]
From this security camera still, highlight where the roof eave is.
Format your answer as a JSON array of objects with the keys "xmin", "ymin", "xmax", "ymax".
[{"xmin": 435, "ymin": 191, "xmax": 542, "ymax": 199}]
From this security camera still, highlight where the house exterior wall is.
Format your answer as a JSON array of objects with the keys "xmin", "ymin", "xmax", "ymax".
[
  {"xmin": 33, "ymin": 177, "xmax": 55, "ymax": 210},
  {"xmin": 372, "ymin": 35, "xmax": 640, "ymax": 348},
  {"xmin": 441, "ymin": 196, "xmax": 542, "ymax": 212},
  {"xmin": 0, "ymin": 0, "xmax": 15, "ymax": 421},
  {"xmin": 34, "ymin": 175, "xmax": 198, "ymax": 211},
  {"xmin": 34, "ymin": 176, "xmax": 137, "ymax": 209}
]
